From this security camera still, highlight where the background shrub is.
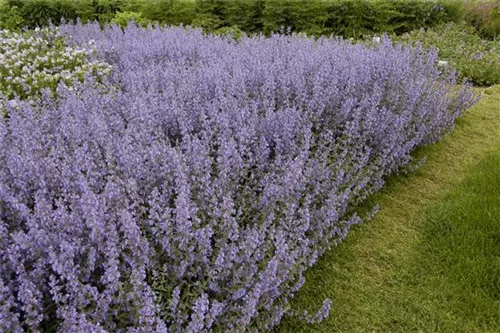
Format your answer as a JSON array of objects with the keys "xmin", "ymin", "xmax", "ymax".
[
  {"xmin": 463, "ymin": 1, "xmax": 500, "ymax": 40},
  {"xmin": 111, "ymin": 10, "xmax": 151, "ymax": 28},
  {"xmin": 260, "ymin": 0, "xmax": 458, "ymax": 38},
  {"xmin": 139, "ymin": 0, "xmax": 196, "ymax": 26},
  {"xmin": 212, "ymin": 25, "xmax": 247, "ymax": 39},
  {"xmin": 1, "ymin": 0, "xmax": 77, "ymax": 28},
  {"xmin": 18, "ymin": 0, "xmax": 58, "ymax": 27},
  {"xmin": 395, "ymin": 22, "xmax": 500, "ymax": 85},
  {"xmin": 0, "ymin": 1, "xmax": 24, "ymax": 30},
  {"xmin": 190, "ymin": 13, "xmax": 223, "ymax": 31},
  {"xmin": 1, "ymin": 0, "xmax": 466, "ymax": 38},
  {"xmin": 86, "ymin": 0, "xmax": 123, "ymax": 23}
]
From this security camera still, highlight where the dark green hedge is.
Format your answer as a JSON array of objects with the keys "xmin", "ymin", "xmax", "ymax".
[{"xmin": 1, "ymin": 0, "xmax": 465, "ymax": 38}]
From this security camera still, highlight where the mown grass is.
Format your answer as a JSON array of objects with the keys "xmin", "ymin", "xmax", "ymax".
[{"xmin": 276, "ymin": 85, "xmax": 500, "ymax": 333}]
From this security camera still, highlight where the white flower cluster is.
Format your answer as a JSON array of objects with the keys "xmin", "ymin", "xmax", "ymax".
[{"xmin": 0, "ymin": 27, "xmax": 112, "ymax": 113}]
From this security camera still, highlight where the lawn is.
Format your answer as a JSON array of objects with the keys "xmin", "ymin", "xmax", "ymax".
[{"xmin": 277, "ymin": 86, "xmax": 500, "ymax": 333}]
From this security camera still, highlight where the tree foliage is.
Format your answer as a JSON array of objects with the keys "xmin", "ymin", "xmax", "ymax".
[{"xmin": 1, "ymin": 0, "xmax": 467, "ymax": 39}]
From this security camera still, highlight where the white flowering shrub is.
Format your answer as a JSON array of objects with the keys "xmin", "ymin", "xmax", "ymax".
[{"xmin": 0, "ymin": 27, "xmax": 111, "ymax": 112}]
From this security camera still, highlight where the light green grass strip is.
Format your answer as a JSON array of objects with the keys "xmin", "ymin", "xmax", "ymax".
[{"xmin": 277, "ymin": 85, "xmax": 500, "ymax": 333}]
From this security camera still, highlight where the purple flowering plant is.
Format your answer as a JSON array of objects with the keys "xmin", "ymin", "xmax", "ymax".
[{"xmin": 0, "ymin": 22, "xmax": 477, "ymax": 332}]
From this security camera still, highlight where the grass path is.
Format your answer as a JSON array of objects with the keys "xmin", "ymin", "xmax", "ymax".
[{"xmin": 276, "ymin": 86, "xmax": 500, "ymax": 333}]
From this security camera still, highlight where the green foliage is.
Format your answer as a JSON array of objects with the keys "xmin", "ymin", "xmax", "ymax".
[
  {"xmin": 191, "ymin": 13, "xmax": 223, "ymax": 31},
  {"xmin": 261, "ymin": 0, "xmax": 293, "ymax": 35},
  {"xmin": 19, "ymin": 0, "xmax": 58, "ymax": 27},
  {"xmin": 464, "ymin": 1, "xmax": 500, "ymax": 40},
  {"xmin": 0, "ymin": 1, "xmax": 24, "ymax": 30},
  {"xmin": 395, "ymin": 22, "xmax": 500, "ymax": 86},
  {"xmin": 190, "ymin": 0, "xmax": 224, "ymax": 30},
  {"xmin": 119, "ymin": 0, "xmax": 145, "ymax": 12},
  {"xmin": 221, "ymin": 0, "xmax": 264, "ymax": 33},
  {"xmin": 389, "ymin": 1, "xmax": 449, "ymax": 34},
  {"xmin": 1, "ymin": 0, "xmax": 465, "ymax": 39},
  {"xmin": 213, "ymin": 25, "xmax": 246, "ymax": 40},
  {"xmin": 326, "ymin": 1, "xmax": 395, "ymax": 38},
  {"xmin": 12, "ymin": 0, "xmax": 78, "ymax": 27},
  {"xmin": 139, "ymin": 0, "xmax": 196, "ymax": 26},
  {"xmin": 56, "ymin": 0, "xmax": 79, "ymax": 23},
  {"xmin": 4, "ymin": 0, "xmax": 26, "ymax": 8},
  {"xmin": 87, "ymin": 0, "xmax": 123, "ymax": 23},
  {"xmin": 194, "ymin": 0, "xmax": 223, "ymax": 16},
  {"xmin": 260, "ymin": 0, "xmax": 461, "ymax": 38},
  {"xmin": 111, "ymin": 10, "xmax": 150, "ymax": 27},
  {"xmin": 441, "ymin": 0, "xmax": 465, "ymax": 25},
  {"xmin": 91, "ymin": 0, "xmax": 122, "ymax": 15}
]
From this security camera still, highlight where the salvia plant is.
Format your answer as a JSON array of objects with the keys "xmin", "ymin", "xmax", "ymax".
[{"xmin": 0, "ymin": 22, "xmax": 477, "ymax": 332}]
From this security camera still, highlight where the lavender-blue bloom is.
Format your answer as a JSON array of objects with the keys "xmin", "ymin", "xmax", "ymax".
[{"xmin": 0, "ymin": 22, "xmax": 477, "ymax": 332}]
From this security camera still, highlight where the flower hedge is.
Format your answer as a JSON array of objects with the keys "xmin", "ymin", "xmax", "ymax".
[{"xmin": 0, "ymin": 23, "xmax": 477, "ymax": 332}]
